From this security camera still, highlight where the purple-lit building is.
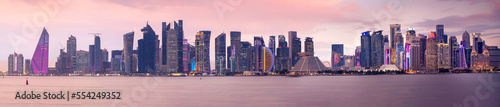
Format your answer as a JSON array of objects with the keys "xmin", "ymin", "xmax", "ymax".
[{"xmin": 32, "ymin": 28, "xmax": 49, "ymax": 74}]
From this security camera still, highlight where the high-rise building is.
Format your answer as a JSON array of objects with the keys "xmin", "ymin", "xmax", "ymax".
[
  {"xmin": 8, "ymin": 54, "xmax": 14, "ymax": 74},
  {"xmin": 406, "ymin": 27, "xmax": 417, "ymax": 45},
  {"xmin": 410, "ymin": 39, "xmax": 421, "ymax": 70},
  {"xmin": 230, "ymin": 31, "xmax": 241, "ymax": 72},
  {"xmin": 288, "ymin": 31, "xmax": 301, "ymax": 69},
  {"xmin": 371, "ymin": 30, "xmax": 384, "ymax": 68},
  {"xmin": 426, "ymin": 32, "xmax": 438, "ymax": 72},
  {"xmin": 56, "ymin": 49, "xmax": 71, "ymax": 74},
  {"xmin": 419, "ymin": 34, "xmax": 427, "ymax": 69},
  {"xmin": 67, "ymin": 35, "xmax": 77, "ymax": 73},
  {"xmin": 241, "ymin": 42, "xmax": 253, "ymax": 71},
  {"xmin": 111, "ymin": 50, "xmax": 122, "ymax": 72},
  {"xmin": 471, "ymin": 33, "xmax": 490, "ymax": 71},
  {"xmin": 384, "ymin": 35, "xmax": 390, "ymax": 65},
  {"xmin": 161, "ymin": 22, "xmax": 171, "ymax": 65},
  {"xmin": 360, "ymin": 31, "xmax": 371, "ymax": 68},
  {"xmin": 215, "ymin": 33, "xmax": 226, "ymax": 74},
  {"xmin": 276, "ymin": 35, "xmax": 289, "ymax": 71},
  {"xmin": 487, "ymin": 46, "xmax": 500, "ymax": 68},
  {"xmin": 436, "ymin": 25, "xmax": 446, "ymax": 43},
  {"xmin": 195, "ymin": 31, "xmax": 211, "ymax": 73},
  {"xmin": 32, "ymin": 28, "xmax": 49, "ymax": 74},
  {"xmin": 123, "ymin": 32, "xmax": 134, "ymax": 73},
  {"xmin": 269, "ymin": 36, "xmax": 276, "ymax": 73},
  {"xmin": 462, "ymin": 31, "xmax": 471, "ymax": 48},
  {"xmin": 182, "ymin": 39, "xmax": 191, "ymax": 73},
  {"xmin": 253, "ymin": 36, "xmax": 265, "ymax": 71},
  {"xmin": 89, "ymin": 35, "xmax": 103, "ymax": 74},
  {"xmin": 355, "ymin": 46, "xmax": 361, "ymax": 66},
  {"xmin": 165, "ymin": 29, "xmax": 181, "ymax": 73},
  {"xmin": 76, "ymin": 50, "xmax": 89, "ymax": 72},
  {"xmin": 102, "ymin": 49, "xmax": 109, "ymax": 62},
  {"xmin": 8, "ymin": 53, "xmax": 24, "ymax": 74},
  {"xmin": 25, "ymin": 59, "xmax": 31, "ymax": 74},
  {"xmin": 449, "ymin": 36, "xmax": 459, "ymax": 68},
  {"xmin": 138, "ymin": 23, "xmax": 158, "ymax": 73},
  {"xmin": 331, "ymin": 44, "xmax": 344, "ymax": 68},
  {"xmin": 390, "ymin": 24, "xmax": 401, "ymax": 48},
  {"xmin": 305, "ymin": 37, "xmax": 314, "ymax": 53},
  {"xmin": 438, "ymin": 41, "xmax": 451, "ymax": 69}
]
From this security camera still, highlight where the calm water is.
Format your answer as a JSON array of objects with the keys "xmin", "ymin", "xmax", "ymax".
[{"xmin": 1, "ymin": 74, "xmax": 499, "ymax": 107}]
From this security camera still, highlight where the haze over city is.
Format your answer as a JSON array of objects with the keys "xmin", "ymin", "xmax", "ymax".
[{"xmin": 1, "ymin": 0, "xmax": 499, "ymax": 71}]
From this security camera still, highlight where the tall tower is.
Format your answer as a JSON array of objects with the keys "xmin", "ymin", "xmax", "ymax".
[
  {"xmin": 426, "ymin": 32, "xmax": 438, "ymax": 72},
  {"xmin": 390, "ymin": 24, "xmax": 401, "ymax": 48},
  {"xmin": 276, "ymin": 35, "xmax": 289, "ymax": 71},
  {"xmin": 215, "ymin": 32, "xmax": 226, "ymax": 74},
  {"xmin": 138, "ymin": 23, "xmax": 158, "ymax": 73},
  {"xmin": 269, "ymin": 36, "xmax": 276, "ymax": 72},
  {"xmin": 462, "ymin": 31, "xmax": 471, "ymax": 48},
  {"xmin": 230, "ymin": 31, "xmax": 241, "ymax": 72},
  {"xmin": 288, "ymin": 31, "xmax": 301, "ymax": 68},
  {"xmin": 436, "ymin": 25, "xmax": 446, "ymax": 43},
  {"xmin": 195, "ymin": 31, "xmax": 211, "ymax": 73},
  {"xmin": 371, "ymin": 30, "xmax": 384, "ymax": 68},
  {"xmin": 67, "ymin": 35, "xmax": 77, "ymax": 73},
  {"xmin": 331, "ymin": 44, "xmax": 344, "ymax": 68},
  {"xmin": 360, "ymin": 31, "xmax": 371, "ymax": 68},
  {"xmin": 32, "ymin": 28, "xmax": 49, "ymax": 74},
  {"xmin": 253, "ymin": 36, "xmax": 265, "ymax": 71},
  {"xmin": 123, "ymin": 32, "xmax": 134, "ymax": 73}
]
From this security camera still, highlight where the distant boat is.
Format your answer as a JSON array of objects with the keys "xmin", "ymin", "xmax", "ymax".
[{"xmin": 287, "ymin": 74, "xmax": 301, "ymax": 77}]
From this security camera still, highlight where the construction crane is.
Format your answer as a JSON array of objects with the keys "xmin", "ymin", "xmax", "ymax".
[
  {"xmin": 58, "ymin": 42, "xmax": 65, "ymax": 50},
  {"xmin": 89, "ymin": 33, "xmax": 102, "ymax": 37}
]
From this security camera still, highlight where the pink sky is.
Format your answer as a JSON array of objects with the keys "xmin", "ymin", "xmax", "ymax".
[{"xmin": 1, "ymin": 0, "xmax": 499, "ymax": 71}]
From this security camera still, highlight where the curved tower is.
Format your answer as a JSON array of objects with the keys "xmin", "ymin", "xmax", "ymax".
[{"xmin": 32, "ymin": 28, "xmax": 49, "ymax": 74}]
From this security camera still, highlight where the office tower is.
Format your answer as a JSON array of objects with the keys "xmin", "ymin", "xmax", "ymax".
[
  {"xmin": 76, "ymin": 50, "xmax": 89, "ymax": 72},
  {"xmin": 227, "ymin": 46, "xmax": 232, "ymax": 70},
  {"xmin": 406, "ymin": 27, "xmax": 417, "ymax": 44},
  {"xmin": 56, "ymin": 49, "xmax": 71, "ymax": 74},
  {"xmin": 410, "ymin": 39, "xmax": 421, "ymax": 70},
  {"xmin": 390, "ymin": 24, "xmax": 401, "ymax": 48},
  {"xmin": 393, "ymin": 32, "xmax": 403, "ymax": 64},
  {"xmin": 138, "ymin": 23, "xmax": 158, "ymax": 73},
  {"xmin": 188, "ymin": 44, "xmax": 196, "ymax": 72},
  {"xmin": 165, "ymin": 29, "xmax": 181, "ymax": 73},
  {"xmin": 89, "ymin": 35, "xmax": 102, "ymax": 74},
  {"xmin": 67, "ymin": 35, "xmax": 77, "ymax": 73},
  {"xmin": 102, "ymin": 49, "xmax": 109, "ymax": 62},
  {"xmin": 161, "ymin": 22, "xmax": 171, "ymax": 65},
  {"xmin": 426, "ymin": 32, "xmax": 438, "ymax": 72},
  {"xmin": 288, "ymin": 31, "xmax": 301, "ymax": 68},
  {"xmin": 384, "ymin": 35, "xmax": 390, "ymax": 65},
  {"xmin": 471, "ymin": 34, "xmax": 490, "ymax": 71},
  {"xmin": 25, "ymin": 59, "xmax": 31, "ymax": 74},
  {"xmin": 276, "ymin": 35, "xmax": 289, "ymax": 71},
  {"xmin": 457, "ymin": 44, "xmax": 468, "ymax": 68},
  {"xmin": 305, "ymin": 37, "xmax": 314, "ymax": 53},
  {"xmin": 111, "ymin": 50, "xmax": 122, "ymax": 71},
  {"xmin": 449, "ymin": 36, "xmax": 459, "ymax": 68},
  {"xmin": 360, "ymin": 31, "xmax": 371, "ymax": 68},
  {"xmin": 436, "ymin": 25, "xmax": 446, "ymax": 43},
  {"xmin": 331, "ymin": 44, "xmax": 344, "ymax": 68},
  {"xmin": 131, "ymin": 53, "xmax": 138, "ymax": 72},
  {"xmin": 182, "ymin": 39, "xmax": 191, "ymax": 73},
  {"xmin": 241, "ymin": 41, "xmax": 253, "ymax": 71},
  {"xmin": 269, "ymin": 36, "xmax": 276, "ymax": 73},
  {"xmin": 215, "ymin": 33, "xmax": 226, "ymax": 74},
  {"xmin": 195, "ymin": 31, "xmax": 211, "ymax": 73},
  {"xmin": 262, "ymin": 47, "xmax": 274, "ymax": 73},
  {"xmin": 462, "ymin": 31, "xmax": 471, "ymax": 48},
  {"xmin": 229, "ymin": 47, "xmax": 237, "ymax": 73},
  {"xmin": 487, "ymin": 46, "xmax": 500, "ymax": 68},
  {"xmin": 438, "ymin": 41, "xmax": 451, "ymax": 69},
  {"xmin": 419, "ymin": 34, "xmax": 427, "ymax": 69},
  {"xmin": 8, "ymin": 53, "xmax": 24, "ymax": 74},
  {"xmin": 355, "ymin": 46, "xmax": 361, "ymax": 66},
  {"xmin": 123, "ymin": 32, "xmax": 134, "ymax": 73},
  {"xmin": 253, "ymin": 36, "xmax": 265, "ymax": 71},
  {"xmin": 371, "ymin": 30, "xmax": 384, "ymax": 68},
  {"xmin": 32, "ymin": 28, "xmax": 49, "ymax": 74},
  {"xmin": 230, "ymin": 31, "xmax": 241, "ymax": 72},
  {"xmin": 8, "ymin": 54, "xmax": 14, "ymax": 74}
]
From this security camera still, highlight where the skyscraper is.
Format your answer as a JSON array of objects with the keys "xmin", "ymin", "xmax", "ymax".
[
  {"xmin": 288, "ymin": 31, "xmax": 301, "ymax": 68},
  {"xmin": 360, "ymin": 31, "xmax": 371, "ymax": 68},
  {"xmin": 449, "ymin": 36, "xmax": 459, "ymax": 68},
  {"xmin": 138, "ymin": 23, "xmax": 158, "ymax": 73},
  {"xmin": 8, "ymin": 53, "xmax": 24, "ymax": 74},
  {"xmin": 67, "ymin": 35, "xmax": 77, "ymax": 73},
  {"xmin": 8, "ymin": 54, "xmax": 14, "ymax": 74},
  {"xmin": 436, "ymin": 25, "xmax": 446, "ymax": 43},
  {"xmin": 32, "ymin": 28, "xmax": 49, "ymax": 74},
  {"xmin": 215, "ymin": 33, "xmax": 226, "ymax": 74},
  {"xmin": 390, "ymin": 24, "xmax": 401, "ymax": 48},
  {"xmin": 241, "ymin": 42, "xmax": 253, "ymax": 72},
  {"xmin": 166, "ymin": 29, "xmax": 182, "ymax": 73},
  {"xmin": 276, "ymin": 35, "xmax": 289, "ymax": 71},
  {"xmin": 25, "ymin": 59, "xmax": 31, "ymax": 74},
  {"xmin": 471, "ymin": 33, "xmax": 490, "ymax": 71},
  {"xmin": 462, "ymin": 31, "xmax": 471, "ymax": 48},
  {"xmin": 384, "ymin": 35, "xmax": 390, "ymax": 65},
  {"xmin": 123, "ymin": 32, "xmax": 134, "ymax": 73},
  {"xmin": 438, "ymin": 41, "xmax": 451, "ymax": 69},
  {"xmin": 253, "ymin": 36, "xmax": 265, "ymax": 71},
  {"xmin": 195, "ymin": 31, "xmax": 211, "ymax": 73},
  {"xmin": 230, "ymin": 31, "xmax": 241, "ymax": 72},
  {"xmin": 76, "ymin": 50, "xmax": 89, "ymax": 72},
  {"xmin": 269, "ymin": 36, "xmax": 276, "ymax": 73},
  {"xmin": 161, "ymin": 22, "xmax": 171, "ymax": 65},
  {"xmin": 305, "ymin": 37, "xmax": 314, "ymax": 53},
  {"xmin": 371, "ymin": 30, "xmax": 384, "ymax": 68},
  {"xmin": 111, "ymin": 50, "xmax": 122, "ymax": 72},
  {"xmin": 331, "ymin": 44, "xmax": 344, "ymax": 68},
  {"xmin": 182, "ymin": 39, "xmax": 191, "ymax": 73},
  {"xmin": 426, "ymin": 32, "xmax": 438, "ymax": 72},
  {"xmin": 89, "ymin": 35, "xmax": 103, "ymax": 74}
]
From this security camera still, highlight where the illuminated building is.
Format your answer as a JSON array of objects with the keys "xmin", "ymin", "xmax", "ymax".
[
  {"xmin": 436, "ymin": 25, "xmax": 446, "ymax": 43},
  {"xmin": 470, "ymin": 33, "xmax": 490, "ymax": 71},
  {"xmin": 123, "ymin": 32, "xmax": 134, "ymax": 73},
  {"xmin": 288, "ymin": 31, "xmax": 301, "ymax": 69},
  {"xmin": 437, "ymin": 41, "xmax": 451, "ymax": 69},
  {"xmin": 276, "ymin": 35, "xmax": 289, "ymax": 71},
  {"xmin": 355, "ymin": 46, "xmax": 361, "ymax": 66},
  {"xmin": 262, "ymin": 47, "xmax": 275, "ymax": 73},
  {"xmin": 195, "ymin": 31, "xmax": 211, "ymax": 73},
  {"xmin": 253, "ymin": 36, "xmax": 265, "ymax": 71},
  {"xmin": 138, "ymin": 23, "xmax": 158, "ymax": 73},
  {"xmin": 426, "ymin": 32, "xmax": 438, "ymax": 72},
  {"xmin": 384, "ymin": 35, "xmax": 390, "ymax": 65},
  {"xmin": 371, "ymin": 30, "xmax": 384, "ymax": 68},
  {"xmin": 215, "ymin": 33, "xmax": 226, "ymax": 74},
  {"xmin": 305, "ymin": 37, "xmax": 314, "ymax": 53},
  {"xmin": 331, "ymin": 44, "xmax": 344, "ymax": 68},
  {"xmin": 32, "ymin": 28, "xmax": 49, "ymax": 74},
  {"xmin": 230, "ymin": 31, "xmax": 241, "ymax": 72}
]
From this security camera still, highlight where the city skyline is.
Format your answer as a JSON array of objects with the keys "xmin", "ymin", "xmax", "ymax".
[{"xmin": 1, "ymin": 0, "xmax": 500, "ymax": 71}]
